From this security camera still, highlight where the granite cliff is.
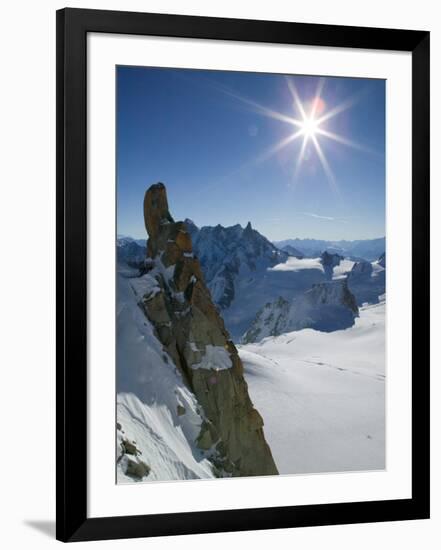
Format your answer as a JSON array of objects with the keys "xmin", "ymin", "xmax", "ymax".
[{"xmin": 139, "ymin": 182, "xmax": 278, "ymax": 477}]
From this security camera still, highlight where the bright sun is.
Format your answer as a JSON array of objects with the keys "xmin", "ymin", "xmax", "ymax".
[
  {"xmin": 221, "ymin": 75, "xmax": 366, "ymax": 193},
  {"xmin": 301, "ymin": 116, "xmax": 319, "ymax": 139}
]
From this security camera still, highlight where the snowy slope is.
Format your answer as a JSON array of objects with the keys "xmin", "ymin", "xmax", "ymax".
[
  {"xmin": 116, "ymin": 267, "xmax": 215, "ymax": 482},
  {"xmin": 239, "ymin": 300, "xmax": 385, "ymax": 475}
]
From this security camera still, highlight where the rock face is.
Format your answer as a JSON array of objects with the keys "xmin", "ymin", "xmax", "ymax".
[
  {"xmin": 187, "ymin": 220, "xmax": 288, "ymax": 310},
  {"xmin": 242, "ymin": 296, "xmax": 291, "ymax": 343},
  {"xmin": 139, "ymin": 183, "xmax": 278, "ymax": 477},
  {"xmin": 243, "ymin": 279, "xmax": 359, "ymax": 343},
  {"xmin": 347, "ymin": 257, "xmax": 385, "ymax": 306}
]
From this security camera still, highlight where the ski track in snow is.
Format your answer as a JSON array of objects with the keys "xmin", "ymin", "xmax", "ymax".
[{"xmin": 239, "ymin": 300, "xmax": 385, "ymax": 475}]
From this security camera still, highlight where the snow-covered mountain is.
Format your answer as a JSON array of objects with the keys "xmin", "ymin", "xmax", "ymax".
[
  {"xmin": 117, "ymin": 237, "xmax": 146, "ymax": 267},
  {"xmin": 188, "ymin": 220, "xmax": 288, "ymax": 309},
  {"xmin": 184, "ymin": 222, "xmax": 351, "ymax": 340},
  {"xmin": 347, "ymin": 255, "xmax": 386, "ymax": 306},
  {"xmin": 117, "ymin": 227, "xmax": 385, "ymax": 340},
  {"xmin": 274, "ymin": 237, "xmax": 386, "ymax": 261},
  {"xmin": 313, "ymin": 252, "xmax": 386, "ymax": 307},
  {"xmin": 242, "ymin": 279, "xmax": 359, "ymax": 343},
  {"xmin": 117, "ymin": 234, "xmax": 147, "ymax": 247}
]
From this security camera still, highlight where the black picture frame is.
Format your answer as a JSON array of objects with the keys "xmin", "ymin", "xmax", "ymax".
[{"xmin": 56, "ymin": 7, "xmax": 430, "ymax": 543}]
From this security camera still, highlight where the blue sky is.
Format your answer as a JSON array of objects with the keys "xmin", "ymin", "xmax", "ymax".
[{"xmin": 117, "ymin": 66, "xmax": 385, "ymax": 241}]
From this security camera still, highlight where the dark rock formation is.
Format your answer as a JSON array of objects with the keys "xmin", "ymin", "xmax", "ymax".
[
  {"xmin": 117, "ymin": 424, "xmax": 151, "ymax": 480},
  {"xmin": 243, "ymin": 279, "xmax": 359, "ymax": 343},
  {"xmin": 125, "ymin": 458, "xmax": 150, "ymax": 480},
  {"xmin": 307, "ymin": 279, "xmax": 358, "ymax": 315},
  {"xmin": 378, "ymin": 252, "xmax": 386, "ymax": 268},
  {"xmin": 320, "ymin": 250, "xmax": 344, "ymax": 280},
  {"xmin": 347, "ymin": 257, "xmax": 385, "ymax": 306},
  {"xmin": 187, "ymin": 220, "xmax": 288, "ymax": 310},
  {"xmin": 242, "ymin": 296, "xmax": 291, "ymax": 344},
  {"xmin": 140, "ymin": 182, "xmax": 278, "ymax": 477},
  {"xmin": 348, "ymin": 259, "xmax": 373, "ymax": 280}
]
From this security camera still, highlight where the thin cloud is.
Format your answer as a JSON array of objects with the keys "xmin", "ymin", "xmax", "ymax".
[{"xmin": 302, "ymin": 212, "xmax": 349, "ymax": 223}]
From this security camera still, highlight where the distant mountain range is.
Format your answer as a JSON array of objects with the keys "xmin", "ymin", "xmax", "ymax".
[
  {"xmin": 274, "ymin": 237, "xmax": 386, "ymax": 261},
  {"xmin": 118, "ymin": 233, "xmax": 386, "ymax": 263},
  {"xmin": 118, "ymin": 225, "xmax": 385, "ymax": 341}
]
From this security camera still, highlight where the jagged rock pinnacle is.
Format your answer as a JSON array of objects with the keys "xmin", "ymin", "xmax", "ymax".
[
  {"xmin": 143, "ymin": 183, "xmax": 175, "ymax": 258},
  {"xmin": 140, "ymin": 182, "xmax": 278, "ymax": 477},
  {"xmin": 144, "ymin": 183, "xmax": 174, "ymax": 238}
]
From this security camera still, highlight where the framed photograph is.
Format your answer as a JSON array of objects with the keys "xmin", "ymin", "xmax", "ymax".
[{"xmin": 56, "ymin": 8, "xmax": 430, "ymax": 542}]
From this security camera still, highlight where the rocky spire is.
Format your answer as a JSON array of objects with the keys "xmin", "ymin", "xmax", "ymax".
[
  {"xmin": 143, "ymin": 182, "xmax": 175, "ymax": 257},
  {"xmin": 140, "ymin": 183, "xmax": 278, "ymax": 477}
]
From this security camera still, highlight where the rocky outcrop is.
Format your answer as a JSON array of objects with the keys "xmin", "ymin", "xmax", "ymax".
[
  {"xmin": 320, "ymin": 250, "xmax": 344, "ymax": 280},
  {"xmin": 347, "ymin": 257, "xmax": 385, "ymax": 306},
  {"xmin": 139, "ymin": 182, "xmax": 278, "ymax": 477},
  {"xmin": 187, "ymin": 220, "xmax": 288, "ymax": 310},
  {"xmin": 242, "ymin": 297, "xmax": 290, "ymax": 344},
  {"xmin": 306, "ymin": 279, "xmax": 358, "ymax": 315},
  {"xmin": 117, "ymin": 423, "xmax": 151, "ymax": 481},
  {"xmin": 348, "ymin": 259, "xmax": 373, "ymax": 280},
  {"xmin": 243, "ymin": 279, "xmax": 359, "ymax": 343},
  {"xmin": 378, "ymin": 252, "xmax": 386, "ymax": 268}
]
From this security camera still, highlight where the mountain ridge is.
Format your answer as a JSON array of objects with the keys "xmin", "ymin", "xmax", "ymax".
[{"xmin": 117, "ymin": 226, "xmax": 385, "ymax": 340}]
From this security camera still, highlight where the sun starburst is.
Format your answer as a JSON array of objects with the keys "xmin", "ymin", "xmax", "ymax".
[
  {"xmin": 280, "ymin": 76, "xmax": 367, "ymax": 191},
  {"xmin": 217, "ymin": 76, "xmax": 370, "ymax": 193}
]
